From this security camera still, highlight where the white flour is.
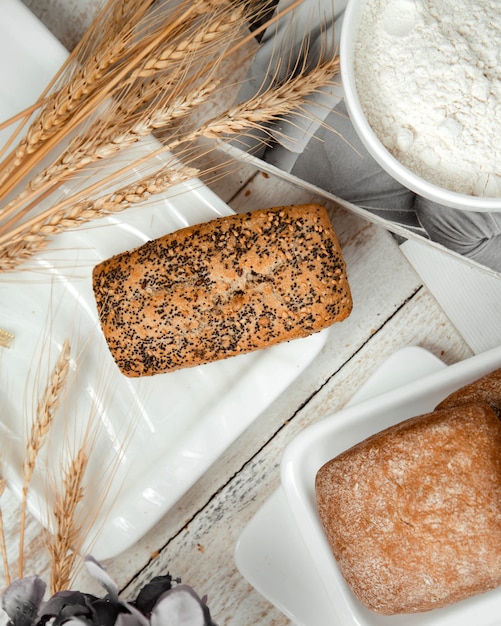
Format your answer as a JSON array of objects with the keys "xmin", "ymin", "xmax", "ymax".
[{"xmin": 354, "ymin": 0, "xmax": 501, "ymax": 197}]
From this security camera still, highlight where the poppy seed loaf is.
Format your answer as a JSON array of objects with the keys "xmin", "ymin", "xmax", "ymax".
[{"xmin": 92, "ymin": 204, "xmax": 352, "ymax": 377}]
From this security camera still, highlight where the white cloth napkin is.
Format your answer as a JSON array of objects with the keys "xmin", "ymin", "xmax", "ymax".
[{"xmin": 401, "ymin": 239, "xmax": 501, "ymax": 354}]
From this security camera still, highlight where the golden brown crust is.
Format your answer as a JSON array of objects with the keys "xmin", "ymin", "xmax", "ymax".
[
  {"xmin": 436, "ymin": 368, "xmax": 501, "ymax": 418},
  {"xmin": 315, "ymin": 403, "xmax": 501, "ymax": 615},
  {"xmin": 92, "ymin": 204, "xmax": 352, "ymax": 377}
]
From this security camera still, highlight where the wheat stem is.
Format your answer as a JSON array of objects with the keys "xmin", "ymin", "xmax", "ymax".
[
  {"xmin": 0, "ymin": 0, "xmax": 324, "ymax": 272},
  {"xmin": 18, "ymin": 339, "xmax": 71, "ymax": 578},
  {"xmin": 0, "ymin": 163, "xmax": 198, "ymax": 271},
  {"xmin": 169, "ymin": 55, "xmax": 341, "ymax": 146},
  {"xmin": 1, "ymin": 50, "xmax": 338, "ymax": 245},
  {"xmin": 127, "ymin": 2, "xmax": 246, "ymax": 82},
  {"xmin": 0, "ymin": 0, "xmax": 155, "ymax": 172},
  {"xmin": 0, "ymin": 1, "xmax": 244, "ymax": 225},
  {"xmin": 0, "ymin": 1, "xmax": 206, "ymax": 204},
  {"xmin": 0, "ymin": 478, "xmax": 10, "ymax": 586},
  {"xmin": 0, "ymin": 52, "xmax": 339, "ymax": 270},
  {"xmin": 32, "ymin": 82, "xmax": 219, "ymax": 190},
  {"xmin": 0, "ymin": 0, "xmax": 302, "ymax": 209}
]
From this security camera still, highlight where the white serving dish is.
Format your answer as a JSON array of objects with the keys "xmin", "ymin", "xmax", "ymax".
[
  {"xmin": 0, "ymin": 0, "xmax": 329, "ymax": 560},
  {"xmin": 340, "ymin": 0, "xmax": 501, "ymax": 213},
  {"xmin": 280, "ymin": 345, "xmax": 501, "ymax": 625},
  {"xmin": 236, "ymin": 346, "xmax": 447, "ymax": 626}
]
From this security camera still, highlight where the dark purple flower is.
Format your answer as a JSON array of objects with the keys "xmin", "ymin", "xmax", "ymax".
[
  {"xmin": 38, "ymin": 590, "xmax": 101, "ymax": 625},
  {"xmin": 1, "ymin": 558, "xmax": 217, "ymax": 626},
  {"xmin": 2, "ymin": 576, "xmax": 46, "ymax": 626}
]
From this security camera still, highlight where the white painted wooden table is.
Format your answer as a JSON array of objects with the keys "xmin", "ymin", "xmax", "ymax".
[
  {"xmin": 1, "ymin": 2, "xmax": 474, "ymax": 625},
  {"xmin": 0, "ymin": 157, "xmax": 472, "ymax": 624}
]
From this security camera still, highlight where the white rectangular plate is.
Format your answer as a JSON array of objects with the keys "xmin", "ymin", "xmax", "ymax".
[
  {"xmin": 281, "ymin": 345, "xmax": 501, "ymax": 626},
  {"xmin": 0, "ymin": 0, "xmax": 329, "ymax": 560}
]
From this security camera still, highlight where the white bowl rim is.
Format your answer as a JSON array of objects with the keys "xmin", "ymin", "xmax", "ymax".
[{"xmin": 339, "ymin": 0, "xmax": 501, "ymax": 213}]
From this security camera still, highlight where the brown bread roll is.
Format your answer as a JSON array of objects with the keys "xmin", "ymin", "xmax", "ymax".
[
  {"xmin": 435, "ymin": 367, "xmax": 501, "ymax": 418},
  {"xmin": 315, "ymin": 402, "xmax": 501, "ymax": 615},
  {"xmin": 92, "ymin": 204, "xmax": 352, "ymax": 377}
]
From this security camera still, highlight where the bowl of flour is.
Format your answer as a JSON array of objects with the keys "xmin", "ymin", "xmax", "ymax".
[{"xmin": 340, "ymin": 0, "xmax": 501, "ymax": 212}]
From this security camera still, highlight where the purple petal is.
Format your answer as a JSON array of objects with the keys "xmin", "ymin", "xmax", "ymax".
[
  {"xmin": 115, "ymin": 605, "xmax": 150, "ymax": 626},
  {"xmin": 84, "ymin": 556, "xmax": 118, "ymax": 600},
  {"xmin": 115, "ymin": 613, "xmax": 150, "ymax": 626},
  {"xmin": 1, "ymin": 576, "xmax": 46, "ymax": 626},
  {"xmin": 150, "ymin": 585, "xmax": 208, "ymax": 626}
]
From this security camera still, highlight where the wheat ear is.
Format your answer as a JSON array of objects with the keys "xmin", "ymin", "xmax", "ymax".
[
  {"xmin": 19, "ymin": 80, "xmax": 218, "ymax": 195},
  {"xmin": 164, "ymin": 54, "xmax": 341, "ymax": 148},
  {"xmin": 0, "ymin": 54, "xmax": 340, "ymax": 271},
  {"xmin": 0, "ymin": 0, "xmax": 302, "ymax": 210},
  {"xmin": 0, "ymin": 0, "xmax": 307, "ymax": 236},
  {"xmin": 18, "ymin": 339, "xmax": 71, "ymax": 578},
  {"xmin": 0, "ymin": 0, "xmax": 244, "ymax": 223},
  {"xmin": 47, "ymin": 447, "xmax": 89, "ymax": 594},
  {"xmin": 0, "ymin": 477, "xmax": 10, "ymax": 586},
  {"xmin": 0, "ymin": 0, "xmax": 207, "ymax": 206},
  {"xmin": 0, "ymin": 0, "xmax": 154, "ymax": 184},
  {"xmin": 0, "ymin": 0, "xmax": 330, "ymax": 271},
  {"xmin": 50, "ymin": 1, "xmax": 248, "ymax": 174},
  {"xmin": 128, "ymin": 2, "xmax": 247, "ymax": 81},
  {"xmin": 0, "ymin": 162, "xmax": 198, "ymax": 272}
]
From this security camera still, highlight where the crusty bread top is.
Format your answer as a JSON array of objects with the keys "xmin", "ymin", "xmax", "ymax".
[
  {"xmin": 436, "ymin": 367, "xmax": 501, "ymax": 418},
  {"xmin": 92, "ymin": 204, "xmax": 352, "ymax": 376},
  {"xmin": 315, "ymin": 403, "xmax": 501, "ymax": 615}
]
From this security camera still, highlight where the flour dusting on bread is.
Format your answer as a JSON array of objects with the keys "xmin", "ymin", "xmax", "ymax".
[{"xmin": 315, "ymin": 370, "xmax": 501, "ymax": 615}]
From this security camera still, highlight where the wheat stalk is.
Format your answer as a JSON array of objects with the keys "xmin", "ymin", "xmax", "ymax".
[
  {"xmin": 47, "ymin": 446, "xmax": 89, "ymax": 594},
  {"xmin": 18, "ymin": 339, "xmax": 71, "ymax": 578},
  {"xmin": 24, "ymin": 0, "xmax": 190, "ymax": 145},
  {"xmin": 0, "ymin": 1, "xmax": 248, "ymax": 227},
  {"xmin": 0, "ymin": 0, "xmax": 126, "ymax": 179},
  {"xmin": 0, "ymin": 50, "xmax": 340, "ymax": 271},
  {"xmin": 11, "ymin": 327, "xmax": 137, "ymax": 591},
  {"xmin": 128, "ymin": 2, "xmax": 247, "ymax": 81},
  {"xmin": 65, "ymin": 2, "xmax": 250, "ymax": 166},
  {"xmin": 0, "ymin": 0, "xmax": 212, "ymax": 205},
  {"xmin": 0, "ymin": 162, "xmax": 198, "ymax": 272},
  {"xmin": 0, "ymin": 0, "xmax": 301, "ymax": 211},
  {"xmin": 44, "ymin": 351, "xmax": 137, "ymax": 594},
  {"xmin": 0, "ymin": 0, "xmax": 164, "ymax": 174},
  {"xmin": 0, "ymin": 477, "xmax": 10, "ymax": 586},
  {"xmin": 13, "ymin": 80, "xmax": 220, "ymax": 201},
  {"xmin": 158, "ymin": 54, "xmax": 341, "ymax": 154},
  {"xmin": 0, "ymin": 0, "xmax": 328, "ymax": 272}
]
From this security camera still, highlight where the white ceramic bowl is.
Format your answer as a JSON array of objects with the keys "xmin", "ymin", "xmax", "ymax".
[
  {"xmin": 280, "ymin": 345, "xmax": 501, "ymax": 626},
  {"xmin": 339, "ymin": 0, "xmax": 501, "ymax": 213}
]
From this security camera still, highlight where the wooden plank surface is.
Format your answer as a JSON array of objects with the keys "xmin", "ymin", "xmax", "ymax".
[
  {"xmin": 2, "ymin": 4, "xmax": 474, "ymax": 625},
  {"xmin": 0, "ymin": 163, "xmax": 472, "ymax": 626}
]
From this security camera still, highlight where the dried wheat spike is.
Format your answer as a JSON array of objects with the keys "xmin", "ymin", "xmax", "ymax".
[{"xmin": 0, "ymin": 329, "xmax": 14, "ymax": 349}]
